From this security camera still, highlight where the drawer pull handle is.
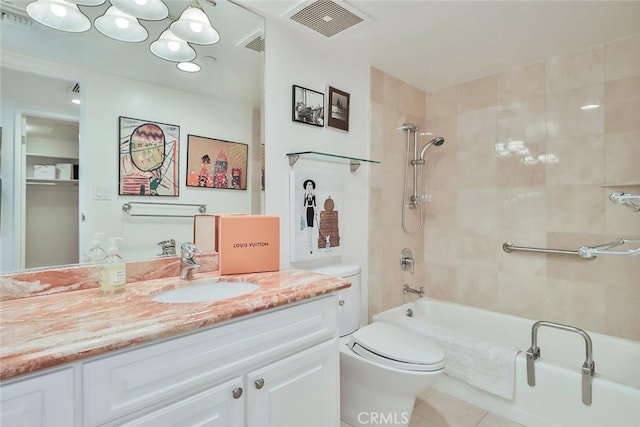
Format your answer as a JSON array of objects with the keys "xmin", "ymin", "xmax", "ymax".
[
  {"xmin": 254, "ymin": 378, "xmax": 265, "ymax": 389},
  {"xmin": 232, "ymin": 387, "xmax": 243, "ymax": 399}
]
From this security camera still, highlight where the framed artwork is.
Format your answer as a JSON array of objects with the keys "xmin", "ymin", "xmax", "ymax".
[
  {"xmin": 186, "ymin": 135, "xmax": 248, "ymax": 190},
  {"xmin": 292, "ymin": 85, "xmax": 324, "ymax": 127},
  {"xmin": 119, "ymin": 116, "xmax": 179, "ymax": 196},
  {"xmin": 327, "ymin": 86, "xmax": 350, "ymax": 131},
  {"xmin": 289, "ymin": 164, "xmax": 344, "ymax": 262}
]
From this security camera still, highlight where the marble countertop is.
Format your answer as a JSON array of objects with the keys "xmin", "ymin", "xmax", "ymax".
[{"xmin": 0, "ymin": 269, "xmax": 350, "ymax": 381}]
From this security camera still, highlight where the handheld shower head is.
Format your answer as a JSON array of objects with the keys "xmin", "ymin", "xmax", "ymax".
[{"xmin": 419, "ymin": 136, "xmax": 445, "ymax": 159}]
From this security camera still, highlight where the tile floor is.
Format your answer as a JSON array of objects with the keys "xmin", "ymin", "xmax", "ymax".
[{"xmin": 340, "ymin": 388, "xmax": 525, "ymax": 427}]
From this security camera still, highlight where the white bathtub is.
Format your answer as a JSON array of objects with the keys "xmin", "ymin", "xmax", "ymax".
[{"xmin": 373, "ymin": 298, "xmax": 640, "ymax": 427}]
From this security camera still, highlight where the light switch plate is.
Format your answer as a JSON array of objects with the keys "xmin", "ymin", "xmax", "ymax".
[{"xmin": 93, "ymin": 185, "xmax": 112, "ymax": 200}]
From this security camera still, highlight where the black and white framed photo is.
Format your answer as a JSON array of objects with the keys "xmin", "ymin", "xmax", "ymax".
[
  {"xmin": 327, "ymin": 86, "xmax": 350, "ymax": 131},
  {"xmin": 292, "ymin": 85, "xmax": 324, "ymax": 127}
]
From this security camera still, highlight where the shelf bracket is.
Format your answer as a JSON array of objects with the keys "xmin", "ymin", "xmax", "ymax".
[
  {"xmin": 350, "ymin": 160, "xmax": 361, "ymax": 173},
  {"xmin": 288, "ymin": 154, "xmax": 300, "ymax": 167}
]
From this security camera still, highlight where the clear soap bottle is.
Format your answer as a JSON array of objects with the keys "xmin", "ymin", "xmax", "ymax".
[
  {"xmin": 100, "ymin": 237, "xmax": 126, "ymax": 294},
  {"xmin": 84, "ymin": 233, "xmax": 107, "ymax": 263}
]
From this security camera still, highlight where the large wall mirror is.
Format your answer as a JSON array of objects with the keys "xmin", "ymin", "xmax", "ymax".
[{"xmin": 0, "ymin": 0, "xmax": 264, "ymax": 272}]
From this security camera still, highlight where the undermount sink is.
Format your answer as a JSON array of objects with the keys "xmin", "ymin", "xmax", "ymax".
[{"xmin": 151, "ymin": 281, "xmax": 260, "ymax": 303}]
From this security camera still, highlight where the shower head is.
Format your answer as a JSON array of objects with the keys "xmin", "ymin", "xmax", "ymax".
[{"xmin": 419, "ymin": 136, "xmax": 445, "ymax": 159}]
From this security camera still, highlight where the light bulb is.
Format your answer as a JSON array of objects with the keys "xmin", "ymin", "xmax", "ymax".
[
  {"xmin": 189, "ymin": 22, "xmax": 203, "ymax": 33},
  {"xmin": 134, "ymin": 0, "xmax": 147, "ymax": 5},
  {"xmin": 50, "ymin": 3, "xmax": 67, "ymax": 17},
  {"xmin": 115, "ymin": 17, "xmax": 129, "ymax": 29},
  {"xmin": 167, "ymin": 41, "xmax": 180, "ymax": 51}
]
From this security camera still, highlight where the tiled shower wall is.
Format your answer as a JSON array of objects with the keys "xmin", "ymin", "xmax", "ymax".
[{"xmin": 369, "ymin": 34, "xmax": 639, "ymax": 341}]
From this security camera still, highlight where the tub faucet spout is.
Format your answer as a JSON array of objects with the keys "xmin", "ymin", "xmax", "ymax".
[{"xmin": 180, "ymin": 242, "xmax": 201, "ymax": 280}]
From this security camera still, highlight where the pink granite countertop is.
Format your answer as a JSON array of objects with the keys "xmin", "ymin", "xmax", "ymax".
[{"xmin": 0, "ymin": 269, "xmax": 350, "ymax": 381}]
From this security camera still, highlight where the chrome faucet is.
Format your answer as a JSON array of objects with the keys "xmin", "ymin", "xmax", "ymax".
[{"xmin": 180, "ymin": 242, "xmax": 201, "ymax": 280}]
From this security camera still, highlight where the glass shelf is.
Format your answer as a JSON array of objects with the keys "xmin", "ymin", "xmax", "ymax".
[{"xmin": 286, "ymin": 151, "xmax": 380, "ymax": 173}]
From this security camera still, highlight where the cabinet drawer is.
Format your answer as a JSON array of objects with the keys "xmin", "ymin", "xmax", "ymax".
[
  {"xmin": 0, "ymin": 368, "xmax": 74, "ymax": 427},
  {"xmin": 83, "ymin": 295, "xmax": 337, "ymax": 426}
]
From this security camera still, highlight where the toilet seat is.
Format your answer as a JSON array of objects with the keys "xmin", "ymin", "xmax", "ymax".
[{"xmin": 348, "ymin": 322, "xmax": 445, "ymax": 372}]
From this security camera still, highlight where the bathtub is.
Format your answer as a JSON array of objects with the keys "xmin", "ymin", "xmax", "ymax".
[{"xmin": 373, "ymin": 298, "xmax": 640, "ymax": 427}]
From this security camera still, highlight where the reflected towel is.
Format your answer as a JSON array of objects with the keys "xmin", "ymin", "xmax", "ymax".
[{"xmin": 376, "ymin": 315, "xmax": 520, "ymax": 400}]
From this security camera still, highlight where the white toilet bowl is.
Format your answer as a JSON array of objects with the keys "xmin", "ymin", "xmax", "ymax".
[
  {"xmin": 313, "ymin": 264, "xmax": 445, "ymax": 427},
  {"xmin": 339, "ymin": 322, "xmax": 444, "ymax": 427}
]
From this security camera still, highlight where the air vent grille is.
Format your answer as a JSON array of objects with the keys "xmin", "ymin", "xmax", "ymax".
[
  {"xmin": 290, "ymin": 0, "xmax": 365, "ymax": 38},
  {"xmin": 245, "ymin": 34, "xmax": 265, "ymax": 53}
]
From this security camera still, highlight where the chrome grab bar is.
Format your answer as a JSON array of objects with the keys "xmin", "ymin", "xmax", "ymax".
[
  {"xmin": 503, "ymin": 239, "xmax": 640, "ymax": 260},
  {"xmin": 526, "ymin": 321, "xmax": 595, "ymax": 405},
  {"xmin": 402, "ymin": 284, "xmax": 425, "ymax": 297},
  {"xmin": 122, "ymin": 201, "xmax": 207, "ymax": 218}
]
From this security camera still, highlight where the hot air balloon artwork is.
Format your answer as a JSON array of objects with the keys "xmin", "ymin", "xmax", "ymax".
[
  {"xmin": 186, "ymin": 135, "xmax": 248, "ymax": 190},
  {"xmin": 119, "ymin": 116, "xmax": 179, "ymax": 196}
]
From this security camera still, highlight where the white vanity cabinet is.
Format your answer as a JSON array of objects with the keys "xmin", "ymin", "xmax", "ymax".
[
  {"xmin": 10, "ymin": 294, "xmax": 341, "ymax": 427},
  {"xmin": 0, "ymin": 367, "xmax": 74, "ymax": 427}
]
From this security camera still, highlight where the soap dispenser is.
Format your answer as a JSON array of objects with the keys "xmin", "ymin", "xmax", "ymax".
[
  {"xmin": 84, "ymin": 233, "xmax": 107, "ymax": 263},
  {"xmin": 101, "ymin": 237, "xmax": 126, "ymax": 294}
]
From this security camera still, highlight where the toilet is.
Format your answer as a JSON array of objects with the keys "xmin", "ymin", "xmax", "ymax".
[{"xmin": 314, "ymin": 265, "xmax": 445, "ymax": 427}]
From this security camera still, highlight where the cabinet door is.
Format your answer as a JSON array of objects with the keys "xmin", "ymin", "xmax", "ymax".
[
  {"xmin": 114, "ymin": 377, "xmax": 245, "ymax": 427},
  {"xmin": 246, "ymin": 339, "xmax": 339, "ymax": 427},
  {"xmin": 0, "ymin": 368, "xmax": 74, "ymax": 427}
]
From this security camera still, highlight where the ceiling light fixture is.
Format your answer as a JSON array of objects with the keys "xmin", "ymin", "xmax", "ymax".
[
  {"xmin": 177, "ymin": 62, "xmax": 201, "ymax": 72},
  {"xmin": 95, "ymin": 6, "xmax": 148, "ymax": 42},
  {"xmin": 26, "ymin": 0, "xmax": 91, "ymax": 32},
  {"xmin": 111, "ymin": 0, "xmax": 168, "ymax": 20},
  {"xmin": 150, "ymin": 28, "xmax": 196, "ymax": 62},
  {"xmin": 170, "ymin": 3, "xmax": 220, "ymax": 45}
]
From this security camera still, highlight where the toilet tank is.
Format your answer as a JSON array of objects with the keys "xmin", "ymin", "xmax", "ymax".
[{"xmin": 313, "ymin": 264, "xmax": 361, "ymax": 337}]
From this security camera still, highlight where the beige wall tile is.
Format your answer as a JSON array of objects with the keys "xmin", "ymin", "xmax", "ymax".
[
  {"xmin": 370, "ymin": 67, "xmax": 384, "ymax": 104},
  {"xmin": 456, "ymin": 107, "xmax": 499, "ymax": 188},
  {"xmin": 605, "ymin": 33, "xmax": 640, "ymax": 82},
  {"xmin": 457, "ymin": 75, "xmax": 498, "ymax": 113},
  {"xmin": 424, "ymin": 262, "xmax": 458, "ymax": 301},
  {"xmin": 604, "ymin": 131, "xmax": 640, "ymax": 185},
  {"xmin": 426, "ymin": 85, "xmax": 457, "ymax": 119},
  {"xmin": 497, "ymin": 96, "xmax": 547, "ymax": 145},
  {"xmin": 497, "ymin": 139, "xmax": 546, "ymax": 188},
  {"xmin": 546, "ymin": 185, "xmax": 605, "ymax": 233},
  {"xmin": 497, "ymin": 271, "xmax": 548, "ymax": 319},
  {"xmin": 546, "ymin": 84, "xmax": 604, "ymax": 139},
  {"xmin": 547, "ymin": 45, "xmax": 604, "ymax": 93},
  {"xmin": 498, "ymin": 62, "xmax": 546, "ymax": 103},
  {"xmin": 546, "ymin": 134, "xmax": 605, "ymax": 186},
  {"xmin": 604, "ymin": 75, "xmax": 640, "ymax": 133},
  {"xmin": 546, "ymin": 277, "xmax": 607, "ymax": 332}
]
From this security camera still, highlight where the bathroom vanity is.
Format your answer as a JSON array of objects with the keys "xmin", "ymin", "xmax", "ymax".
[{"xmin": 0, "ymin": 270, "xmax": 348, "ymax": 426}]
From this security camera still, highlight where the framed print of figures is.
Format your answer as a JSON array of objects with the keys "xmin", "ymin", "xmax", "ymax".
[
  {"xmin": 292, "ymin": 85, "xmax": 324, "ymax": 127},
  {"xmin": 186, "ymin": 135, "xmax": 248, "ymax": 190},
  {"xmin": 119, "ymin": 116, "xmax": 179, "ymax": 196},
  {"xmin": 327, "ymin": 86, "xmax": 350, "ymax": 131}
]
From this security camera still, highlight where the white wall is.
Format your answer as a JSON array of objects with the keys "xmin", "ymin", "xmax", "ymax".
[
  {"xmin": 262, "ymin": 19, "xmax": 371, "ymax": 320},
  {"xmin": 1, "ymin": 51, "xmax": 258, "ymax": 267}
]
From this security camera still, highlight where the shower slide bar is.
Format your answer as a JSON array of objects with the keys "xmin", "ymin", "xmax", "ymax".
[
  {"xmin": 502, "ymin": 238, "xmax": 640, "ymax": 260},
  {"xmin": 526, "ymin": 320, "xmax": 595, "ymax": 405},
  {"xmin": 609, "ymin": 192, "xmax": 640, "ymax": 212},
  {"xmin": 122, "ymin": 201, "xmax": 207, "ymax": 218}
]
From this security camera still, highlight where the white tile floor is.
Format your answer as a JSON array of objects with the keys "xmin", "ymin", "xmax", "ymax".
[{"xmin": 340, "ymin": 388, "xmax": 525, "ymax": 427}]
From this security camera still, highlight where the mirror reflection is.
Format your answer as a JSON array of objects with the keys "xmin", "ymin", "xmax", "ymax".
[{"xmin": 0, "ymin": 0, "xmax": 264, "ymax": 272}]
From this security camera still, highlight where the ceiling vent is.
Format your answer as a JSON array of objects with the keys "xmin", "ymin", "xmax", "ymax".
[
  {"xmin": 239, "ymin": 30, "xmax": 265, "ymax": 53},
  {"xmin": 286, "ymin": 0, "xmax": 368, "ymax": 38}
]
